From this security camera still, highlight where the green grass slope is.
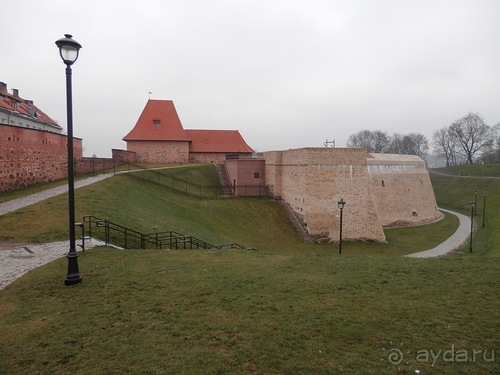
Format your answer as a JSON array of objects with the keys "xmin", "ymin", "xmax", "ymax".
[
  {"xmin": 0, "ymin": 163, "xmax": 498, "ymax": 374},
  {"xmin": 430, "ymin": 164, "xmax": 500, "ymax": 257}
]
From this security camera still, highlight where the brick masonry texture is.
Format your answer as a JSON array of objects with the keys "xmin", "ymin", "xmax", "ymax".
[
  {"xmin": 262, "ymin": 148, "xmax": 441, "ymax": 243},
  {"xmin": 0, "ymin": 125, "xmax": 82, "ymax": 192},
  {"xmin": 224, "ymin": 159, "xmax": 266, "ymax": 196},
  {"xmin": 126, "ymin": 140, "xmax": 190, "ymax": 163},
  {"xmin": 0, "ymin": 125, "xmax": 136, "ymax": 193}
]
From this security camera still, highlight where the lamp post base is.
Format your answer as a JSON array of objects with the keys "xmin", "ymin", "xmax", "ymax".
[
  {"xmin": 65, "ymin": 253, "xmax": 82, "ymax": 286},
  {"xmin": 65, "ymin": 275, "xmax": 82, "ymax": 286}
]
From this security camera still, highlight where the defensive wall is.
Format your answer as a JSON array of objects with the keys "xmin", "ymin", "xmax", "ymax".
[
  {"xmin": 0, "ymin": 124, "xmax": 82, "ymax": 192},
  {"xmin": 262, "ymin": 147, "xmax": 441, "ymax": 243},
  {"xmin": 0, "ymin": 124, "xmax": 136, "ymax": 192},
  {"xmin": 1, "ymin": 124, "xmax": 441, "ymax": 244},
  {"xmin": 126, "ymin": 140, "xmax": 189, "ymax": 164}
]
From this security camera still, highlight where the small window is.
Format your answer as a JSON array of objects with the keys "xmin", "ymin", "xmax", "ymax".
[
  {"xmin": 153, "ymin": 119, "xmax": 160, "ymax": 126},
  {"xmin": 253, "ymin": 172, "xmax": 260, "ymax": 179}
]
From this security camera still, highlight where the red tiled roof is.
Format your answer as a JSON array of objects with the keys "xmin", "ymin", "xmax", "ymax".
[
  {"xmin": 123, "ymin": 100, "xmax": 191, "ymax": 141},
  {"xmin": 186, "ymin": 129, "xmax": 254, "ymax": 153},
  {"xmin": 0, "ymin": 89, "xmax": 61, "ymax": 130}
]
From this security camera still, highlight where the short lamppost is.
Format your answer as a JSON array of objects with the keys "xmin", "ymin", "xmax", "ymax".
[
  {"xmin": 337, "ymin": 198, "xmax": 345, "ymax": 255},
  {"xmin": 56, "ymin": 34, "xmax": 83, "ymax": 286},
  {"xmin": 482, "ymin": 192, "xmax": 487, "ymax": 228},
  {"xmin": 469, "ymin": 200, "xmax": 475, "ymax": 253},
  {"xmin": 474, "ymin": 190, "xmax": 478, "ymax": 216}
]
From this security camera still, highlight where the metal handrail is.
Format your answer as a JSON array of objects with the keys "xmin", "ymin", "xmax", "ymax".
[{"xmin": 82, "ymin": 215, "xmax": 253, "ymax": 251}]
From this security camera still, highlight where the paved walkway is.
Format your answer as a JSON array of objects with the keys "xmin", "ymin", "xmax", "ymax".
[
  {"xmin": 0, "ymin": 173, "xmax": 474, "ymax": 291},
  {"xmin": 0, "ymin": 172, "xmax": 115, "ymax": 216},
  {"xmin": 0, "ymin": 238, "xmax": 108, "ymax": 291},
  {"xmin": 0, "ymin": 172, "xmax": 118, "ymax": 291},
  {"xmin": 405, "ymin": 208, "xmax": 472, "ymax": 258}
]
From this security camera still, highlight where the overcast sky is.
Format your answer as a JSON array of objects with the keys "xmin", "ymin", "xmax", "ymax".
[{"xmin": 2, "ymin": 0, "xmax": 499, "ymax": 157}]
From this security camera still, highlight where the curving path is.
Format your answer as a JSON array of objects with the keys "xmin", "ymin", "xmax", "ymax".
[
  {"xmin": 405, "ymin": 208, "xmax": 472, "ymax": 258},
  {"xmin": 0, "ymin": 173, "xmax": 474, "ymax": 291}
]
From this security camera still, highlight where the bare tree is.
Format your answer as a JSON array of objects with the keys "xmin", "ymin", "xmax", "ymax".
[
  {"xmin": 387, "ymin": 133, "xmax": 429, "ymax": 158},
  {"xmin": 449, "ymin": 112, "xmax": 493, "ymax": 164},
  {"xmin": 433, "ymin": 127, "xmax": 459, "ymax": 166},
  {"xmin": 479, "ymin": 123, "xmax": 500, "ymax": 163},
  {"xmin": 346, "ymin": 130, "xmax": 389, "ymax": 153},
  {"xmin": 371, "ymin": 130, "xmax": 390, "ymax": 153},
  {"xmin": 408, "ymin": 133, "xmax": 429, "ymax": 159},
  {"xmin": 387, "ymin": 133, "xmax": 404, "ymax": 154}
]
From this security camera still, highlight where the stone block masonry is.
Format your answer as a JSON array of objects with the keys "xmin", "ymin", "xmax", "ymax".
[{"xmin": 263, "ymin": 148, "xmax": 441, "ymax": 243}]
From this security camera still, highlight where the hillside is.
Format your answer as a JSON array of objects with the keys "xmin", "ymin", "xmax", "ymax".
[{"xmin": 0, "ymin": 163, "xmax": 498, "ymax": 374}]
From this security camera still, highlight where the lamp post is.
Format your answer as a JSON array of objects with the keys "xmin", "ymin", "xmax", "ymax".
[
  {"xmin": 469, "ymin": 200, "xmax": 475, "ymax": 253},
  {"xmin": 56, "ymin": 34, "xmax": 82, "ymax": 286},
  {"xmin": 482, "ymin": 192, "xmax": 487, "ymax": 228},
  {"xmin": 337, "ymin": 198, "xmax": 345, "ymax": 255},
  {"xmin": 474, "ymin": 190, "xmax": 478, "ymax": 216}
]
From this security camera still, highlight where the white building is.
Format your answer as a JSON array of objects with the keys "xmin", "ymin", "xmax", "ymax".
[{"xmin": 0, "ymin": 81, "xmax": 62, "ymax": 133}]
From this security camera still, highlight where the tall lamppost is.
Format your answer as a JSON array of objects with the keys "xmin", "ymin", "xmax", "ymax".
[
  {"xmin": 482, "ymin": 192, "xmax": 487, "ymax": 228},
  {"xmin": 56, "ymin": 34, "xmax": 82, "ymax": 286},
  {"xmin": 469, "ymin": 200, "xmax": 475, "ymax": 253},
  {"xmin": 337, "ymin": 198, "xmax": 345, "ymax": 255}
]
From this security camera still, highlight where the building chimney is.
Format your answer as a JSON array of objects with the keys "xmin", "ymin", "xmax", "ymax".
[
  {"xmin": 12, "ymin": 88, "xmax": 19, "ymax": 97},
  {"xmin": 0, "ymin": 82, "xmax": 7, "ymax": 93}
]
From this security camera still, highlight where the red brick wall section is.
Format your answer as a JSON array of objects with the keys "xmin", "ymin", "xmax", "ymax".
[
  {"xmin": 74, "ymin": 157, "xmax": 115, "ymax": 175},
  {"xmin": 190, "ymin": 152, "xmax": 227, "ymax": 164},
  {"xmin": 190, "ymin": 152, "xmax": 253, "ymax": 164},
  {"xmin": 0, "ymin": 125, "xmax": 82, "ymax": 192},
  {"xmin": 224, "ymin": 159, "xmax": 266, "ymax": 196},
  {"xmin": 75, "ymin": 150, "xmax": 137, "ymax": 174},
  {"xmin": 126, "ymin": 140, "xmax": 189, "ymax": 163},
  {"xmin": 112, "ymin": 149, "xmax": 137, "ymax": 164}
]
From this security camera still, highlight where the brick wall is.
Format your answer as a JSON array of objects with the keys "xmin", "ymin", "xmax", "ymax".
[
  {"xmin": 262, "ymin": 148, "xmax": 440, "ymax": 243},
  {"xmin": 0, "ymin": 125, "xmax": 82, "ymax": 192},
  {"xmin": 112, "ymin": 149, "xmax": 137, "ymax": 164},
  {"xmin": 189, "ymin": 152, "xmax": 227, "ymax": 164},
  {"xmin": 224, "ymin": 159, "xmax": 266, "ymax": 196},
  {"xmin": 190, "ymin": 152, "xmax": 253, "ymax": 164},
  {"xmin": 74, "ymin": 157, "xmax": 116, "ymax": 175},
  {"xmin": 367, "ymin": 154, "xmax": 439, "ymax": 227},
  {"xmin": 126, "ymin": 140, "xmax": 189, "ymax": 163}
]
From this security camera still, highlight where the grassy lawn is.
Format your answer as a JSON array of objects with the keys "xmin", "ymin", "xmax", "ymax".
[
  {"xmin": 0, "ymin": 163, "xmax": 499, "ymax": 374},
  {"xmin": 1, "ymin": 248, "xmax": 498, "ymax": 374}
]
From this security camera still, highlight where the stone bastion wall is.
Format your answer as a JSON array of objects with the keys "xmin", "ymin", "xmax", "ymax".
[{"xmin": 262, "ymin": 147, "xmax": 441, "ymax": 243}]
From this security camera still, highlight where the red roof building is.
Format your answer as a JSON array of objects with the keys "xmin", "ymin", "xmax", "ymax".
[
  {"xmin": 0, "ymin": 82, "xmax": 62, "ymax": 133},
  {"xmin": 123, "ymin": 100, "xmax": 254, "ymax": 163}
]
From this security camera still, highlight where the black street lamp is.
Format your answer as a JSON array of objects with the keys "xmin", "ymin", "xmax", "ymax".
[
  {"xmin": 474, "ymin": 190, "xmax": 478, "ymax": 216},
  {"xmin": 469, "ymin": 200, "xmax": 475, "ymax": 253},
  {"xmin": 337, "ymin": 198, "xmax": 345, "ymax": 255},
  {"xmin": 482, "ymin": 192, "xmax": 487, "ymax": 228},
  {"xmin": 56, "ymin": 34, "xmax": 82, "ymax": 286}
]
